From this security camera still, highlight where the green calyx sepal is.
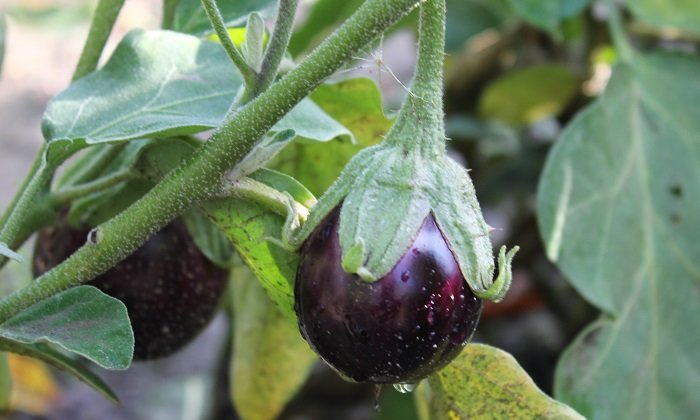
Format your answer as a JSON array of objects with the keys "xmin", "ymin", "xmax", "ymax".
[{"xmin": 285, "ymin": 140, "xmax": 518, "ymax": 301}]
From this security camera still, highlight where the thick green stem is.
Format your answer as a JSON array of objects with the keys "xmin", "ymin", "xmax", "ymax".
[
  {"xmin": 221, "ymin": 177, "xmax": 308, "ymax": 219},
  {"xmin": 0, "ymin": 0, "xmax": 422, "ymax": 323},
  {"xmin": 50, "ymin": 169, "xmax": 135, "ymax": 207},
  {"xmin": 252, "ymin": 0, "xmax": 299, "ymax": 98},
  {"xmin": 72, "ymin": 0, "xmax": 126, "ymax": 80},
  {"xmin": 384, "ymin": 0, "xmax": 446, "ymax": 157},
  {"xmin": 0, "ymin": 145, "xmax": 45, "ymax": 229},
  {"xmin": 0, "ymin": 155, "xmax": 54, "ymax": 268},
  {"xmin": 201, "ymin": 0, "xmax": 257, "ymax": 88},
  {"xmin": 162, "ymin": 0, "xmax": 179, "ymax": 30}
]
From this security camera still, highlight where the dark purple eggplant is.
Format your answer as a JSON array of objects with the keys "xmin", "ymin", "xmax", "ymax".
[{"xmin": 295, "ymin": 207, "xmax": 482, "ymax": 383}]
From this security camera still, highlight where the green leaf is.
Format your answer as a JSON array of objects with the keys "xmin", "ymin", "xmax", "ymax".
[
  {"xmin": 203, "ymin": 170, "xmax": 313, "ymax": 318},
  {"xmin": 182, "ymin": 207, "xmax": 236, "ymax": 268},
  {"xmin": 231, "ymin": 265, "xmax": 316, "ymax": 420},
  {"xmin": 0, "ymin": 242, "xmax": 23, "ymax": 263},
  {"xmin": 0, "ymin": 353, "xmax": 10, "ymax": 411},
  {"xmin": 273, "ymin": 99, "xmax": 353, "ymax": 144},
  {"xmin": 42, "ymin": 29, "xmax": 350, "ymax": 165},
  {"xmin": 537, "ymin": 52, "xmax": 700, "ymax": 418},
  {"xmin": 244, "ymin": 12, "xmax": 266, "ymax": 72},
  {"xmin": 415, "ymin": 344, "xmax": 583, "ymax": 419},
  {"xmin": 506, "ymin": 0, "xmax": 590, "ymax": 33},
  {"xmin": 626, "ymin": 0, "xmax": 700, "ymax": 37},
  {"xmin": 41, "ymin": 29, "xmax": 242, "ymax": 164},
  {"xmin": 0, "ymin": 341, "xmax": 120, "ymax": 404},
  {"xmin": 173, "ymin": 0, "xmax": 276, "ymax": 35},
  {"xmin": 0, "ymin": 286, "xmax": 134, "ymax": 370},
  {"xmin": 271, "ymin": 78, "xmax": 392, "ymax": 196},
  {"xmin": 478, "ymin": 64, "xmax": 580, "ymax": 126}
]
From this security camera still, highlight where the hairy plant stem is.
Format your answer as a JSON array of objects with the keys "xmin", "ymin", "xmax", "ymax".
[
  {"xmin": 201, "ymin": 0, "xmax": 256, "ymax": 89},
  {"xmin": 162, "ymin": 0, "xmax": 179, "ymax": 30},
  {"xmin": 0, "ymin": 0, "xmax": 423, "ymax": 323},
  {"xmin": 252, "ymin": 0, "xmax": 299, "ymax": 98},
  {"xmin": 72, "ymin": 0, "xmax": 126, "ymax": 80},
  {"xmin": 0, "ymin": 156, "xmax": 54, "ymax": 269},
  {"xmin": 383, "ymin": 0, "xmax": 446, "ymax": 158}
]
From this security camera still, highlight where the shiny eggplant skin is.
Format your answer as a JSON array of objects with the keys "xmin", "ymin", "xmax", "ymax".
[
  {"xmin": 34, "ymin": 219, "xmax": 228, "ymax": 360},
  {"xmin": 295, "ymin": 207, "xmax": 483, "ymax": 383}
]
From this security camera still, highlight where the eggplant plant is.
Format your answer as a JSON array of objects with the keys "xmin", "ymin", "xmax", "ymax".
[{"xmin": 0, "ymin": 0, "xmax": 698, "ymax": 419}]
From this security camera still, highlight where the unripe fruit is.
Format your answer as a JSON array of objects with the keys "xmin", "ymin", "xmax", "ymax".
[
  {"xmin": 34, "ymin": 219, "xmax": 228, "ymax": 360},
  {"xmin": 294, "ymin": 207, "xmax": 483, "ymax": 383}
]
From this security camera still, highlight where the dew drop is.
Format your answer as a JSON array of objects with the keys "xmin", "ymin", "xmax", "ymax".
[
  {"xmin": 400, "ymin": 271, "xmax": 410, "ymax": 282},
  {"xmin": 393, "ymin": 382, "xmax": 417, "ymax": 393},
  {"xmin": 374, "ymin": 384, "xmax": 383, "ymax": 412}
]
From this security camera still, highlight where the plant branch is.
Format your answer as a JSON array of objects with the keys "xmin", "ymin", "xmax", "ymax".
[
  {"xmin": 0, "ymin": 154, "xmax": 54, "ymax": 268},
  {"xmin": 0, "ymin": 0, "xmax": 423, "ymax": 323},
  {"xmin": 384, "ymin": 0, "xmax": 445, "ymax": 157},
  {"xmin": 72, "ymin": 0, "xmax": 126, "ymax": 80},
  {"xmin": 50, "ymin": 169, "xmax": 135, "ymax": 207},
  {"xmin": 162, "ymin": 0, "xmax": 179, "ymax": 30},
  {"xmin": 201, "ymin": 0, "xmax": 257, "ymax": 88},
  {"xmin": 252, "ymin": 0, "xmax": 299, "ymax": 98}
]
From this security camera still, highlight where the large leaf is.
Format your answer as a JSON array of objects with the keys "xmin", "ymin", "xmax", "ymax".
[
  {"xmin": 537, "ymin": 52, "xmax": 700, "ymax": 418},
  {"xmin": 415, "ymin": 344, "xmax": 583, "ymax": 419},
  {"xmin": 231, "ymin": 265, "xmax": 316, "ymax": 420},
  {"xmin": 272, "ymin": 78, "xmax": 392, "ymax": 195},
  {"xmin": 42, "ymin": 29, "xmax": 350, "ymax": 164},
  {"xmin": 506, "ymin": 0, "xmax": 590, "ymax": 33},
  {"xmin": 173, "ymin": 0, "xmax": 276, "ymax": 35},
  {"xmin": 0, "ymin": 286, "xmax": 133, "ymax": 370},
  {"xmin": 626, "ymin": 0, "xmax": 700, "ymax": 37},
  {"xmin": 41, "ymin": 29, "xmax": 241, "ymax": 163}
]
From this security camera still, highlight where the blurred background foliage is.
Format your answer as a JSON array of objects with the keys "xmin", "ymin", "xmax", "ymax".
[{"xmin": 1, "ymin": 0, "xmax": 698, "ymax": 418}]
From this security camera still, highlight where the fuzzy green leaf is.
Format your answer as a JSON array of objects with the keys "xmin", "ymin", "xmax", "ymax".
[
  {"xmin": 42, "ymin": 29, "xmax": 349, "ymax": 165},
  {"xmin": 627, "ymin": 0, "xmax": 700, "ymax": 37},
  {"xmin": 415, "ymin": 344, "xmax": 583, "ymax": 419},
  {"xmin": 173, "ymin": 0, "xmax": 276, "ymax": 35},
  {"xmin": 537, "ymin": 52, "xmax": 700, "ymax": 418},
  {"xmin": 231, "ymin": 265, "xmax": 316, "ymax": 420},
  {"xmin": 0, "ymin": 286, "xmax": 134, "ymax": 370},
  {"xmin": 41, "ymin": 29, "xmax": 242, "ymax": 164}
]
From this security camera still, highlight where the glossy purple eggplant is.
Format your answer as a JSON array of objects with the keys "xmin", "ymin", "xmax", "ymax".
[
  {"xmin": 295, "ymin": 207, "xmax": 483, "ymax": 383},
  {"xmin": 34, "ymin": 219, "xmax": 228, "ymax": 360}
]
